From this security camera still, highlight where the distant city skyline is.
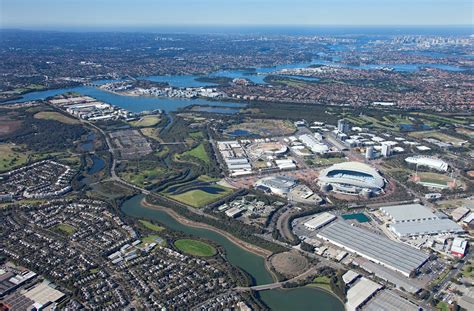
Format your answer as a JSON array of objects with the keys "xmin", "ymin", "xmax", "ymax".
[{"xmin": 1, "ymin": 0, "xmax": 472, "ymax": 30}]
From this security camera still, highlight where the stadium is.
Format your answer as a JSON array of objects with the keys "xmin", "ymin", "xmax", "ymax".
[
  {"xmin": 318, "ymin": 161, "xmax": 386, "ymax": 196},
  {"xmin": 246, "ymin": 141, "xmax": 288, "ymax": 158}
]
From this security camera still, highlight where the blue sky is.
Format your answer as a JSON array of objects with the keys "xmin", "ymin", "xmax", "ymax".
[{"xmin": 1, "ymin": 0, "xmax": 472, "ymax": 28}]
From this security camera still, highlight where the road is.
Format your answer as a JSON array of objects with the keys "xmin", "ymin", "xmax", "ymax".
[
  {"xmin": 275, "ymin": 206, "xmax": 298, "ymax": 243},
  {"xmin": 235, "ymin": 266, "xmax": 318, "ymax": 292}
]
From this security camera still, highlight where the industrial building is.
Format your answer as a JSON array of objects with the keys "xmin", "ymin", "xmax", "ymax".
[
  {"xmin": 380, "ymin": 203, "xmax": 463, "ymax": 237},
  {"xmin": 217, "ymin": 141, "xmax": 253, "ymax": 176},
  {"xmin": 303, "ymin": 212, "xmax": 336, "ymax": 230},
  {"xmin": 380, "ymin": 204, "xmax": 438, "ymax": 223},
  {"xmin": 405, "ymin": 156, "xmax": 449, "ymax": 172},
  {"xmin": 451, "ymin": 206, "xmax": 470, "ymax": 222},
  {"xmin": 298, "ymin": 134, "xmax": 329, "ymax": 154},
  {"xmin": 318, "ymin": 161, "xmax": 385, "ymax": 196},
  {"xmin": 364, "ymin": 290, "xmax": 419, "ymax": 311},
  {"xmin": 254, "ymin": 176, "xmax": 297, "ymax": 196},
  {"xmin": 450, "ymin": 238, "xmax": 468, "ymax": 257},
  {"xmin": 342, "ymin": 270, "xmax": 360, "ymax": 285},
  {"xmin": 317, "ymin": 221, "xmax": 430, "ymax": 277},
  {"xmin": 390, "ymin": 219, "xmax": 464, "ymax": 238},
  {"xmin": 345, "ymin": 277, "xmax": 382, "ymax": 311}
]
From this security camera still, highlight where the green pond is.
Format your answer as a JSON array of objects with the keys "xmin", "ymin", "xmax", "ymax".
[
  {"xmin": 121, "ymin": 195, "xmax": 344, "ymax": 311},
  {"xmin": 342, "ymin": 213, "xmax": 370, "ymax": 223}
]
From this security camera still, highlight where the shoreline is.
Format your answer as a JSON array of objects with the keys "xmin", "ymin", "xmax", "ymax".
[{"xmin": 141, "ymin": 197, "xmax": 274, "ymax": 259}]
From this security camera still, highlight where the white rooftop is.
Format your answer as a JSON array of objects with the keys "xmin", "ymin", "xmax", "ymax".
[
  {"xmin": 346, "ymin": 277, "xmax": 382, "ymax": 311},
  {"xmin": 342, "ymin": 270, "xmax": 360, "ymax": 284},
  {"xmin": 380, "ymin": 204, "xmax": 437, "ymax": 222},
  {"xmin": 390, "ymin": 219, "xmax": 464, "ymax": 237}
]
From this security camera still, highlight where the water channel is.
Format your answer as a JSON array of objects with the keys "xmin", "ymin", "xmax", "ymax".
[
  {"xmin": 4, "ymin": 58, "xmax": 466, "ymax": 113},
  {"xmin": 121, "ymin": 195, "xmax": 344, "ymax": 311}
]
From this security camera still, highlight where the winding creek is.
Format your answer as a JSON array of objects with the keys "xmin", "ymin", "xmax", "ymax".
[{"xmin": 121, "ymin": 195, "xmax": 344, "ymax": 311}]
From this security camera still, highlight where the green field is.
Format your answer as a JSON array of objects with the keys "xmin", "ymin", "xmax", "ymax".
[
  {"xmin": 53, "ymin": 223, "xmax": 76, "ymax": 235},
  {"xmin": 163, "ymin": 176, "xmax": 233, "ymax": 208},
  {"xmin": 120, "ymin": 167, "xmax": 166, "ymax": 187},
  {"xmin": 139, "ymin": 220, "xmax": 165, "ymax": 232},
  {"xmin": 169, "ymin": 186, "xmax": 233, "ymax": 208},
  {"xmin": 140, "ymin": 127, "xmax": 161, "ymax": 141},
  {"xmin": 34, "ymin": 111, "xmax": 79, "ymax": 125},
  {"xmin": 129, "ymin": 115, "xmax": 161, "ymax": 127},
  {"xmin": 12, "ymin": 84, "xmax": 46, "ymax": 94},
  {"xmin": 417, "ymin": 172, "xmax": 452, "ymax": 186},
  {"xmin": 0, "ymin": 144, "xmax": 29, "ymax": 172},
  {"xmin": 174, "ymin": 239, "xmax": 216, "ymax": 257},
  {"xmin": 412, "ymin": 112, "xmax": 471, "ymax": 125},
  {"xmin": 180, "ymin": 143, "xmax": 210, "ymax": 164},
  {"xmin": 436, "ymin": 301, "xmax": 450, "ymax": 311}
]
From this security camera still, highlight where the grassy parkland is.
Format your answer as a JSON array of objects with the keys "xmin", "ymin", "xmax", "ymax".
[
  {"xmin": 53, "ymin": 223, "xmax": 76, "ymax": 235},
  {"xmin": 139, "ymin": 220, "xmax": 165, "ymax": 232},
  {"xmin": 129, "ymin": 115, "xmax": 161, "ymax": 127},
  {"xmin": 174, "ymin": 239, "xmax": 217, "ymax": 257},
  {"xmin": 162, "ymin": 176, "xmax": 234, "ymax": 208},
  {"xmin": 34, "ymin": 111, "xmax": 80, "ymax": 125}
]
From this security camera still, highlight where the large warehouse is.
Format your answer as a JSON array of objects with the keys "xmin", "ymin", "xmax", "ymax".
[
  {"xmin": 405, "ymin": 156, "xmax": 448, "ymax": 172},
  {"xmin": 317, "ymin": 221, "xmax": 430, "ymax": 277},
  {"xmin": 304, "ymin": 212, "xmax": 336, "ymax": 230},
  {"xmin": 380, "ymin": 204, "xmax": 438, "ymax": 223},
  {"xmin": 381, "ymin": 203, "xmax": 464, "ymax": 237},
  {"xmin": 318, "ymin": 161, "xmax": 386, "ymax": 196},
  {"xmin": 390, "ymin": 219, "xmax": 464, "ymax": 238}
]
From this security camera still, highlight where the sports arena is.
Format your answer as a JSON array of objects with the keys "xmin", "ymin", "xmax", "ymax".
[
  {"xmin": 318, "ymin": 161, "xmax": 386, "ymax": 196},
  {"xmin": 246, "ymin": 141, "xmax": 288, "ymax": 158}
]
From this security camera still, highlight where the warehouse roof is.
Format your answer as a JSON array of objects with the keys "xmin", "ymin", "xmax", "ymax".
[
  {"xmin": 364, "ymin": 290, "xmax": 418, "ymax": 311},
  {"xmin": 390, "ymin": 219, "xmax": 464, "ymax": 237},
  {"xmin": 342, "ymin": 270, "xmax": 360, "ymax": 285},
  {"xmin": 380, "ymin": 204, "xmax": 437, "ymax": 222},
  {"xmin": 317, "ymin": 221, "xmax": 429, "ymax": 276},
  {"xmin": 304, "ymin": 212, "xmax": 336, "ymax": 230},
  {"xmin": 23, "ymin": 282, "xmax": 65, "ymax": 305},
  {"xmin": 346, "ymin": 277, "xmax": 382, "ymax": 311}
]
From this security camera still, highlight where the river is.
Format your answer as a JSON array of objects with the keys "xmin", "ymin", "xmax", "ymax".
[
  {"xmin": 121, "ymin": 195, "xmax": 344, "ymax": 311},
  {"xmin": 4, "ymin": 57, "xmax": 466, "ymax": 113}
]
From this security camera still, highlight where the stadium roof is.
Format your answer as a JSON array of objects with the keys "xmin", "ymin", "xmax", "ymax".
[
  {"xmin": 319, "ymin": 161, "xmax": 385, "ymax": 190},
  {"xmin": 390, "ymin": 219, "xmax": 464, "ymax": 237},
  {"xmin": 317, "ymin": 221, "xmax": 429, "ymax": 277},
  {"xmin": 380, "ymin": 204, "xmax": 437, "ymax": 222}
]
